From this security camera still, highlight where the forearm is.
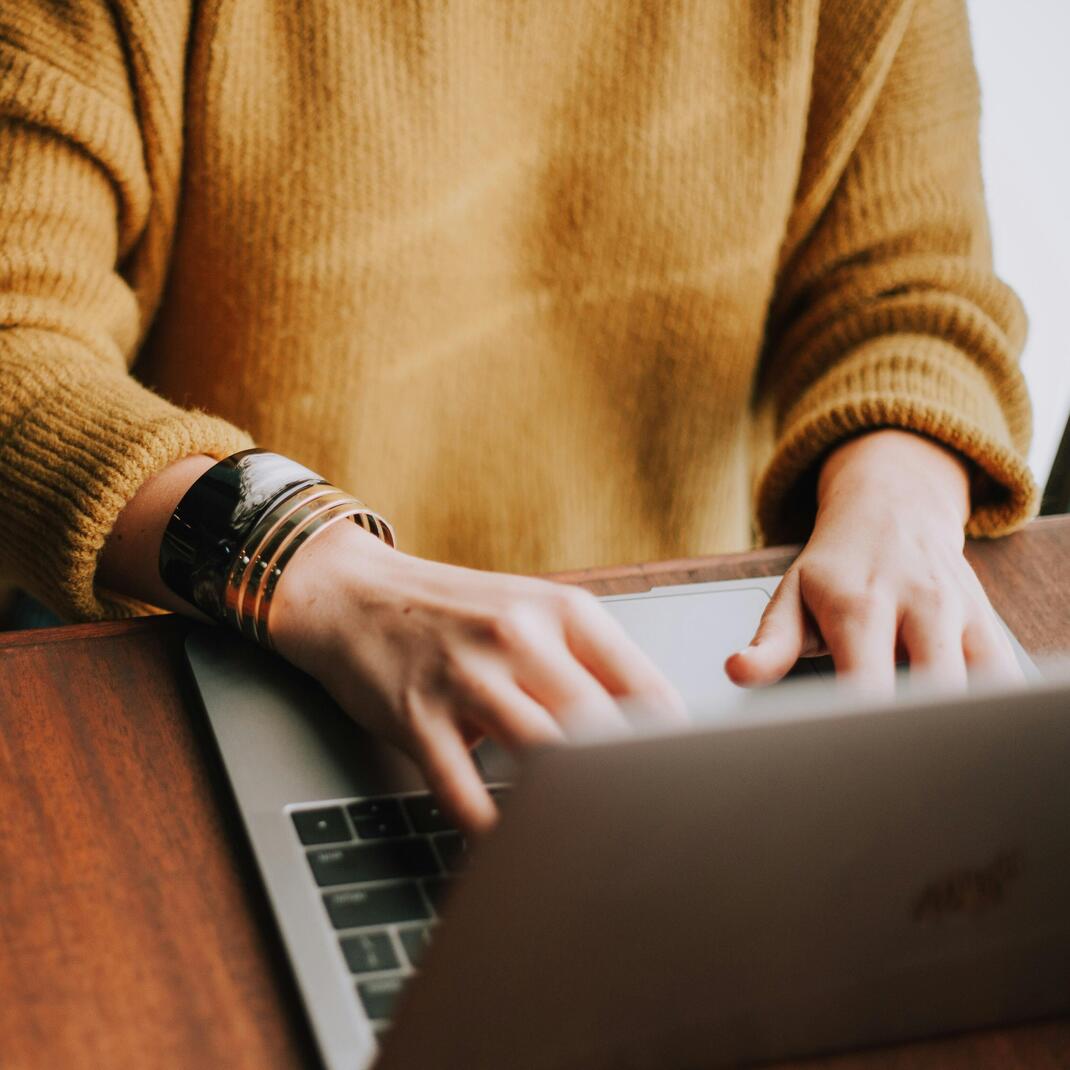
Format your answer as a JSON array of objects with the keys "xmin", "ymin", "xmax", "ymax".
[
  {"xmin": 96, "ymin": 454, "xmax": 218, "ymax": 615},
  {"xmin": 754, "ymin": 0, "xmax": 1034, "ymax": 546},
  {"xmin": 0, "ymin": 70, "xmax": 251, "ymax": 621}
]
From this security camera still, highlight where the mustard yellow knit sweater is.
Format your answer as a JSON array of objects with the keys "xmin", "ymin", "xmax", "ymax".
[{"xmin": 0, "ymin": 0, "xmax": 1037, "ymax": 621}]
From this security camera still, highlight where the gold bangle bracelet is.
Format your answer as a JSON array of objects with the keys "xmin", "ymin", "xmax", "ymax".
[
  {"xmin": 245, "ymin": 497, "xmax": 364, "ymax": 644},
  {"xmin": 253, "ymin": 503, "xmax": 383, "ymax": 648},
  {"xmin": 224, "ymin": 485, "xmax": 351, "ymax": 635},
  {"xmin": 222, "ymin": 482, "xmax": 397, "ymax": 647}
]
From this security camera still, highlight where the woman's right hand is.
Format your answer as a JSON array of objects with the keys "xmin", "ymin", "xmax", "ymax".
[{"xmin": 270, "ymin": 521, "xmax": 687, "ymax": 833}]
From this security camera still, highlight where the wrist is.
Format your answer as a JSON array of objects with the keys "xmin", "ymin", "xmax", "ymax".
[
  {"xmin": 817, "ymin": 429, "xmax": 971, "ymax": 529},
  {"xmin": 98, "ymin": 453, "xmax": 218, "ymax": 613},
  {"xmin": 269, "ymin": 519, "xmax": 398, "ymax": 666}
]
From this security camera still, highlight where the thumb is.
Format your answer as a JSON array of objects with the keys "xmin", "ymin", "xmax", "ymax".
[{"xmin": 725, "ymin": 570, "xmax": 814, "ymax": 687}]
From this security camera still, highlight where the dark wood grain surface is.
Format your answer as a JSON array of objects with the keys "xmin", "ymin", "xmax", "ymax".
[{"xmin": 1, "ymin": 517, "xmax": 1068, "ymax": 1070}]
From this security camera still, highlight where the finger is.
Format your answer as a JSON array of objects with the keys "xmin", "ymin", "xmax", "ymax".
[
  {"xmin": 561, "ymin": 593, "xmax": 689, "ymax": 726},
  {"xmin": 412, "ymin": 717, "xmax": 497, "ymax": 835},
  {"xmin": 726, "ymin": 570, "xmax": 816, "ymax": 687},
  {"xmin": 898, "ymin": 604, "xmax": 967, "ymax": 691},
  {"xmin": 458, "ymin": 663, "xmax": 568, "ymax": 749},
  {"xmin": 945, "ymin": 556, "xmax": 1023, "ymax": 683},
  {"xmin": 963, "ymin": 614, "xmax": 1024, "ymax": 683},
  {"xmin": 818, "ymin": 591, "xmax": 898, "ymax": 697},
  {"xmin": 513, "ymin": 642, "xmax": 632, "ymax": 740}
]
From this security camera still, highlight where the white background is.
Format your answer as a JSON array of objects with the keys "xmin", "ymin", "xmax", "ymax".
[{"xmin": 969, "ymin": 0, "xmax": 1070, "ymax": 490}]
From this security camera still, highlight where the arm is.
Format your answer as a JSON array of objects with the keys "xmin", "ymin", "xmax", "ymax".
[
  {"xmin": 3, "ymin": 8, "xmax": 685, "ymax": 832},
  {"xmin": 729, "ymin": 0, "xmax": 1033, "ymax": 689},
  {"xmin": 0, "ymin": 3, "xmax": 250, "ymax": 621},
  {"xmin": 98, "ymin": 454, "xmax": 688, "ymax": 832}
]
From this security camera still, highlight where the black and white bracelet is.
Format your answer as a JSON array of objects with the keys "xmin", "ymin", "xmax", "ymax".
[{"xmin": 159, "ymin": 449, "xmax": 396, "ymax": 646}]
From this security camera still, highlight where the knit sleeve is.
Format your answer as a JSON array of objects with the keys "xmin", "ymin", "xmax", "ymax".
[
  {"xmin": 754, "ymin": 0, "xmax": 1037, "ymax": 545},
  {"xmin": 0, "ymin": 10, "xmax": 252, "ymax": 621}
]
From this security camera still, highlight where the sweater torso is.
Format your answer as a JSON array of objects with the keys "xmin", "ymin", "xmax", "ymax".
[
  {"xmin": 0, "ymin": 0, "xmax": 1035, "ymax": 619},
  {"xmin": 138, "ymin": 2, "xmax": 823, "ymax": 571}
]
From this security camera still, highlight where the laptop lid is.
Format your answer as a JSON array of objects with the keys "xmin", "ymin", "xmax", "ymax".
[{"xmin": 378, "ymin": 671, "xmax": 1070, "ymax": 1069}]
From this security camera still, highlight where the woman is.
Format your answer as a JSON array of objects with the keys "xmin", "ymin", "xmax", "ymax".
[{"xmin": 0, "ymin": 0, "xmax": 1036, "ymax": 830}]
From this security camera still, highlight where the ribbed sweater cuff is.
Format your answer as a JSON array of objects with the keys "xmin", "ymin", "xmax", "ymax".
[
  {"xmin": 0, "ymin": 336, "xmax": 253, "ymax": 621},
  {"xmin": 756, "ymin": 334, "xmax": 1039, "ymax": 545}
]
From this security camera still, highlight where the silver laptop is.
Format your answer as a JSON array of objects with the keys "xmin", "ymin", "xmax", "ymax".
[{"xmin": 184, "ymin": 576, "xmax": 1068, "ymax": 1069}]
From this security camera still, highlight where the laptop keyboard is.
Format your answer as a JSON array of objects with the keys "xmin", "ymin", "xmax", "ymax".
[{"xmin": 290, "ymin": 787, "xmax": 508, "ymax": 1028}]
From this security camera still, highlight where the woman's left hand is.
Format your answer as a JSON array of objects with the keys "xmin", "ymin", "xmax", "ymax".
[{"xmin": 725, "ymin": 428, "xmax": 1022, "ymax": 694}]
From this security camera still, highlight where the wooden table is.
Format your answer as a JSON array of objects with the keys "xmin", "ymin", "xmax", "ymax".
[{"xmin": 2, "ymin": 517, "xmax": 1069, "ymax": 1070}]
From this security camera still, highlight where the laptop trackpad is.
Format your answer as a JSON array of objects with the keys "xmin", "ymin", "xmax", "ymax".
[{"xmin": 601, "ymin": 584, "xmax": 779, "ymax": 717}]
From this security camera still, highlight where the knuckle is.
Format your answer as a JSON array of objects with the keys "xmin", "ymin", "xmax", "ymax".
[
  {"xmin": 906, "ymin": 580, "xmax": 952, "ymax": 615},
  {"xmin": 565, "ymin": 584, "xmax": 599, "ymax": 609},
  {"xmin": 794, "ymin": 559, "xmax": 832, "ymax": 593},
  {"xmin": 824, "ymin": 586, "xmax": 886, "ymax": 623},
  {"xmin": 548, "ymin": 583, "xmax": 598, "ymax": 618},
  {"xmin": 488, "ymin": 602, "xmax": 543, "ymax": 651}
]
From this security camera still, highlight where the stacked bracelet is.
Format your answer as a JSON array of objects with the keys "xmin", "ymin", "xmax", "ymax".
[{"xmin": 159, "ymin": 449, "xmax": 395, "ymax": 648}]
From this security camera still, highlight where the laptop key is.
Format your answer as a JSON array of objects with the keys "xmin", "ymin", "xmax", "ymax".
[
  {"xmin": 353, "ymin": 813, "xmax": 408, "ymax": 840},
  {"xmin": 432, "ymin": 832, "xmax": 467, "ymax": 873},
  {"xmin": 339, "ymin": 930, "xmax": 399, "ymax": 974},
  {"xmin": 325, "ymin": 883, "xmax": 431, "ymax": 928},
  {"xmin": 349, "ymin": 797, "xmax": 403, "ymax": 820},
  {"xmin": 291, "ymin": 806, "xmax": 351, "ymax": 845},
  {"xmin": 358, "ymin": 976, "xmax": 405, "ymax": 1021},
  {"xmin": 348, "ymin": 798, "xmax": 408, "ymax": 839},
  {"xmin": 308, "ymin": 839, "xmax": 438, "ymax": 886},
  {"xmin": 403, "ymin": 794, "xmax": 455, "ymax": 834},
  {"xmin": 398, "ymin": 925, "xmax": 433, "ymax": 968}
]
